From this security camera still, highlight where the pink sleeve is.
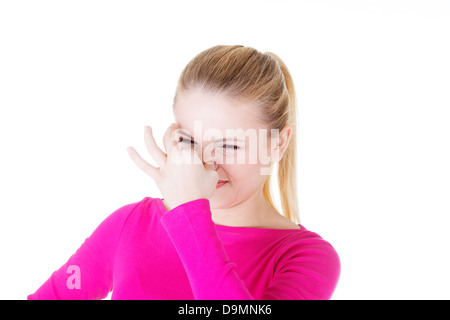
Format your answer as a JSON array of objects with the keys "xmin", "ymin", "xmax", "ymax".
[
  {"xmin": 161, "ymin": 198, "xmax": 254, "ymax": 300},
  {"xmin": 27, "ymin": 201, "xmax": 141, "ymax": 300},
  {"xmin": 161, "ymin": 198, "xmax": 340, "ymax": 300}
]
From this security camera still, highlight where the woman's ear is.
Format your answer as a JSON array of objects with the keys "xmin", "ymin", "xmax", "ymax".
[{"xmin": 270, "ymin": 125, "xmax": 292, "ymax": 162}]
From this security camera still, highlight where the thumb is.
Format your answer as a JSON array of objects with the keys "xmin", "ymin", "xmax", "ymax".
[{"xmin": 209, "ymin": 169, "xmax": 219, "ymax": 181}]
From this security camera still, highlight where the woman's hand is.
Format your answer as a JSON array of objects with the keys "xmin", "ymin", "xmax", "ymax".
[{"xmin": 126, "ymin": 123, "xmax": 219, "ymax": 211}]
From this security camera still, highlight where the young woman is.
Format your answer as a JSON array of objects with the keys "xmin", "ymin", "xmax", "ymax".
[{"xmin": 28, "ymin": 45, "xmax": 340, "ymax": 300}]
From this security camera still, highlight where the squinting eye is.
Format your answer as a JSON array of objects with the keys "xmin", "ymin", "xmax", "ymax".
[
  {"xmin": 222, "ymin": 145, "xmax": 240, "ymax": 150},
  {"xmin": 178, "ymin": 136, "xmax": 197, "ymax": 146}
]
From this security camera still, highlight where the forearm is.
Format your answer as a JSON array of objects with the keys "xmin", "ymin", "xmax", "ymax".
[{"xmin": 161, "ymin": 198, "xmax": 253, "ymax": 300}]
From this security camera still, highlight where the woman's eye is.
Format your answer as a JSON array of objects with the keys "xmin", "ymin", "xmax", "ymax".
[
  {"xmin": 177, "ymin": 137, "xmax": 239, "ymax": 150},
  {"xmin": 178, "ymin": 136, "xmax": 197, "ymax": 146},
  {"xmin": 222, "ymin": 145, "xmax": 240, "ymax": 150}
]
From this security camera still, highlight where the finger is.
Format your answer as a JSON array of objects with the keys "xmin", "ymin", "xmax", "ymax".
[
  {"xmin": 177, "ymin": 147, "xmax": 194, "ymax": 166},
  {"xmin": 162, "ymin": 123, "xmax": 179, "ymax": 157},
  {"xmin": 191, "ymin": 147, "xmax": 204, "ymax": 165},
  {"xmin": 204, "ymin": 160, "xmax": 217, "ymax": 171},
  {"xmin": 144, "ymin": 126, "xmax": 167, "ymax": 168},
  {"xmin": 127, "ymin": 146, "xmax": 160, "ymax": 182}
]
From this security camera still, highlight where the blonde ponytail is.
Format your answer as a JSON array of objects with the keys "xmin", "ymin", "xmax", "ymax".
[{"xmin": 264, "ymin": 52, "xmax": 299, "ymax": 224}]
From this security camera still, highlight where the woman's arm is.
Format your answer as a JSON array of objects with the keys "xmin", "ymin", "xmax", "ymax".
[
  {"xmin": 27, "ymin": 201, "xmax": 141, "ymax": 300},
  {"xmin": 161, "ymin": 198, "xmax": 253, "ymax": 300}
]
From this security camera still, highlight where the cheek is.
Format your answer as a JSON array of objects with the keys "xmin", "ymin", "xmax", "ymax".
[
  {"xmin": 217, "ymin": 147, "xmax": 266, "ymax": 167},
  {"xmin": 223, "ymin": 163, "xmax": 263, "ymax": 185},
  {"xmin": 206, "ymin": 133, "xmax": 273, "ymax": 166},
  {"xmin": 245, "ymin": 135, "xmax": 274, "ymax": 167}
]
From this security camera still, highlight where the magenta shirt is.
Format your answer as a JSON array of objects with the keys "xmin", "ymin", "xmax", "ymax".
[{"xmin": 27, "ymin": 197, "xmax": 340, "ymax": 300}]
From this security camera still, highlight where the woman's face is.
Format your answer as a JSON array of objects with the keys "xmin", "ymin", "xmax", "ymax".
[{"xmin": 173, "ymin": 88, "xmax": 286, "ymax": 209}]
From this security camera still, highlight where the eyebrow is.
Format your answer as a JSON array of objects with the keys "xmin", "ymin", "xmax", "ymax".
[{"xmin": 178, "ymin": 129, "xmax": 244, "ymax": 143}]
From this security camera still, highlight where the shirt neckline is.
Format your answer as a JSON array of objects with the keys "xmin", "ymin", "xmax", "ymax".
[{"xmin": 155, "ymin": 197, "xmax": 303, "ymax": 234}]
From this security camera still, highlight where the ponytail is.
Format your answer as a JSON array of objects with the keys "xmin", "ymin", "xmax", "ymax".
[{"xmin": 263, "ymin": 52, "xmax": 300, "ymax": 224}]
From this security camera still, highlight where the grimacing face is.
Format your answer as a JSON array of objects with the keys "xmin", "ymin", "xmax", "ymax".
[{"xmin": 172, "ymin": 88, "xmax": 291, "ymax": 210}]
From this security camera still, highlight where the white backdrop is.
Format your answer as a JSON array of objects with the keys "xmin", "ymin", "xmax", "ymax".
[{"xmin": 1, "ymin": 0, "xmax": 449, "ymax": 300}]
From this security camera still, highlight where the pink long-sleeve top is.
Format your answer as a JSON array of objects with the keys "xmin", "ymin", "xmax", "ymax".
[{"xmin": 27, "ymin": 197, "xmax": 340, "ymax": 300}]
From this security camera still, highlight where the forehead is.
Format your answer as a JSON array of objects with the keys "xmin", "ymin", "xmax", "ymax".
[{"xmin": 173, "ymin": 89, "xmax": 266, "ymax": 136}]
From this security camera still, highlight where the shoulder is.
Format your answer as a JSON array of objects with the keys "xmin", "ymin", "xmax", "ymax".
[
  {"xmin": 273, "ymin": 226, "xmax": 341, "ymax": 297},
  {"xmin": 111, "ymin": 196, "xmax": 163, "ymax": 216},
  {"xmin": 86, "ymin": 196, "xmax": 164, "ymax": 247},
  {"xmin": 277, "ymin": 225, "xmax": 340, "ymax": 265},
  {"xmin": 97, "ymin": 196, "xmax": 162, "ymax": 231}
]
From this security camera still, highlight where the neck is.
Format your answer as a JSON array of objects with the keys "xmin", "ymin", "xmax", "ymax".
[{"xmin": 210, "ymin": 189, "xmax": 273, "ymax": 228}]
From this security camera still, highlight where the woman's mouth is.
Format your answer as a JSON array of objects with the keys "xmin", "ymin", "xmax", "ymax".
[{"xmin": 216, "ymin": 180, "xmax": 228, "ymax": 188}]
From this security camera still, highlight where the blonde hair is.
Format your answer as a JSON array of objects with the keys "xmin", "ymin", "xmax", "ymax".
[{"xmin": 173, "ymin": 45, "xmax": 299, "ymax": 224}]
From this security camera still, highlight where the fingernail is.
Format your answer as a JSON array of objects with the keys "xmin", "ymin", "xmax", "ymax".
[{"xmin": 127, "ymin": 147, "xmax": 133, "ymax": 154}]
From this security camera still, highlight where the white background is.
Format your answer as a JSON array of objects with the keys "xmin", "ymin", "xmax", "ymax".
[{"xmin": 1, "ymin": 0, "xmax": 449, "ymax": 300}]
